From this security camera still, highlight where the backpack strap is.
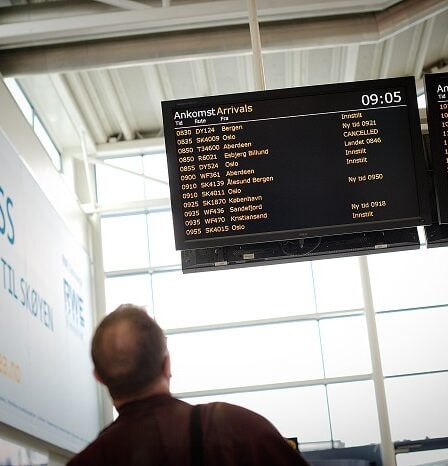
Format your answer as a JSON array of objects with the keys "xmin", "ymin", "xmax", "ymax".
[{"xmin": 190, "ymin": 405, "xmax": 204, "ymax": 466}]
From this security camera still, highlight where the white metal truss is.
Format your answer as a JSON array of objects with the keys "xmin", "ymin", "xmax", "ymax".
[
  {"xmin": 141, "ymin": 65, "xmax": 166, "ymax": 128},
  {"xmin": 414, "ymin": 16, "xmax": 436, "ymax": 77},
  {"xmin": 65, "ymin": 72, "xmax": 109, "ymax": 143},
  {"xmin": 95, "ymin": 69, "xmax": 134, "ymax": 140},
  {"xmin": 82, "ymin": 197, "xmax": 171, "ymax": 215},
  {"xmin": 379, "ymin": 36, "xmax": 395, "ymax": 79},
  {"xmin": 49, "ymin": 73, "xmax": 97, "ymax": 153}
]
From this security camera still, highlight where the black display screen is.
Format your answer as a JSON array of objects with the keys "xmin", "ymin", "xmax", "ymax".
[
  {"xmin": 162, "ymin": 77, "xmax": 430, "ymax": 250},
  {"xmin": 424, "ymin": 72, "xmax": 448, "ymax": 224}
]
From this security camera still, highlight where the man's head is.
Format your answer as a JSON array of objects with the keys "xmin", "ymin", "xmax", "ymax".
[{"xmin": 91, "ymin": 304, "xmax": 169, "ymax": 400}]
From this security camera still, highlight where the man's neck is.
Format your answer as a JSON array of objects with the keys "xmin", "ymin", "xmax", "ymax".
[{"xmin": 113, "ymin": 381, "xmax": 171, "ymax": 410}]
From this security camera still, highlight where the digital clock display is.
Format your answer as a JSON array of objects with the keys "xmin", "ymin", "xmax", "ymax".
[
  {"xmin": 162, "ymin": 77, "xmax": 430, "ymax": 250},
  {"xmin": 361, "ymin": 91, "xmax": 403, "ymax": 106}
]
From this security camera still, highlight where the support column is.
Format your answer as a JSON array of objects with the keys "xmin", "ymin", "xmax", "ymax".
[
  {"xmin": 246, "ymin": 0, "xmax": 266, "ymax": 92},
  {"xmin": 88, "ymin": 213, "xmax": 114, "ymax": 427},
  {"xmin": 358, "ymin": 255, "xmax": 396, "ymax": 466},
  {"xmin": 81, "ymin": 131, "xmax": 114, "ymax": 428}
]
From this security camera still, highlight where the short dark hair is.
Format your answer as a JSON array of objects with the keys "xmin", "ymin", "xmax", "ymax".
[{"xmin": 91, "ymin": 304, "xmax": 166, "ymax": 399}]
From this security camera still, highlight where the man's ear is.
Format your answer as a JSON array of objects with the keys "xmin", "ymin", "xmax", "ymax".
[{"xmin": 162, "ymin": 352, "xmax": 172, "ymax": 379}]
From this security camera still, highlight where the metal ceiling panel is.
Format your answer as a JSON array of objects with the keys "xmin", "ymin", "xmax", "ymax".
[
  {"xmin": 425, "ymin": 10, "xmax": 448, "ymax": 65},
  {"xmin": 1, "ymin": 0, "xmax": 447, "ymax": 160},
  {"xmin": 116, "ymin": 66, "xmax": 162, "ymax": 135},
  {"xmin": 208, "ymin": 55, "xmax": 250, "ymax": 95},
  {"xmin": 17, "ymin": 74, "xmax": 80, "ymax": 151},
  {"xmin": 163, "ymin": 61, "xmax": 203, "ymax": 99}
]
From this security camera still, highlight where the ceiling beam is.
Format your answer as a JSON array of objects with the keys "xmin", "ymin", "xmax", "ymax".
[
  {"xmin": 330, "ymin": 47, "xmax": 343, "ymax": 83},
  {"xmin": 413, "ymin": 16, "xmax": 436, "ymax": 78},
  {"xmin": 156, "ymin": 64, "xmax": 174, "ymax": 100},
  {"xmin": 1, "ymin": 0, "xmax": 446, "ymax": 77},
  {"xmin": 343, "ymin": 44, "xmax": 359, "ymax": 82},
  {"xmin": 141, "ymin": 65, "xmax": 166, "ymax": 127},
  {"xmin": 289, "ymin": 51, "xmax": 302, "ymax": 87},
  {"xmin": 63, "ymin": 135, "xmax": 165, "ymax": 158},
  {"xmin": 94, "ymin": 69, "xmax": 133, "ymax": 140},
  {"xmin": 94, "ymin": 0, "xmax": 152, "ymax": 10},
  {"xmin": 109, "ymin": 68, "xmax": 138, "ymax": 133},
  {"xmin": 190, "ymin": 60, "xmax": 211, "ymax": 97},
  {"xmin": 205, "ymin": 60, "xmax": 218, "ymax": 95},
  {"xmin": 379, "ymin": 36, "xmax": 395, "ymax": 78},
  {"xmin": 96, "ymin": 136, "xmax": 165, "ymax": 156},
  {"xmin": 239, "ymin": 55, "xmax": 255, "ymax": 92},
  {"xmin": 0, "ymin": 1, "xmax": 116, "ymax": 24},
  {"xmin": 80, "ymin": 70, "xmax": 114, "ymax": 136},
  {"xmin": 0, "ymin": 0, "xmax": 408, "ymax": 50},
  {"xmin": 64, "ymin": 72, "xmax": 108, "ymax": 143},
  {"xmin": 49, "ymin": 73, "xmax": 97, "ymax": 153},
  {"xmin": 404, "ymin": 22, "xmax": 424, "ymax": 75}
]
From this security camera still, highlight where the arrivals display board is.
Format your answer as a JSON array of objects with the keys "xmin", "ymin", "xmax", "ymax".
[
  {"xmin": 0, "ymin": 130, "xmax": 99, "ymax": 452},
  {"xmin": 162, "ymin": 77, "xmax": 430, "ymax": 250},
  {"xmin": 424, "ymin": 72, "xmax": 448, "ymax": 223}
]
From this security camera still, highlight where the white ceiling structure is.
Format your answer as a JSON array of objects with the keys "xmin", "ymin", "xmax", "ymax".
[{"xmin": 0, "ymin": 0, "xmax": 447, "ymax": 162}]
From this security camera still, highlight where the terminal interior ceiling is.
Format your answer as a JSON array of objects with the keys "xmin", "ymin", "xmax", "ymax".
[
  {"xmin": 1, "ymin": 1, "xmax": 448, "ymax": 465},
  {"xmin": 0, "ymin": 0, "xmax": 447, "ymax": 170}
]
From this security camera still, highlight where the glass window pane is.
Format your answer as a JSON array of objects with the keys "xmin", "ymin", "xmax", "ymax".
[
  {"xmin": 319, "ymin": 316, "xmax": 372, "ymax": 378},
  {"xmin": 143, "ymin": 153, "xmax": 170, "ymax": 200},
  {"xmin": 183, "ymin": 386, "xmax": 332, "ymax": 443},
  {"xmin": 168, "ymin": 322, "xmax": 324, "ymax": 393},
  {"xmin": 105, "ymin": 274, "xmax": 152, "ymax": 315},
  {"xmin": 0, "ymin": 438, "xmax": 48, "ymax": 465},
  {"xmin": 327, "ymin": 381, "xmax": 380, "ymax": 447},
  {"xmin": 377, "ymin": 308, "xmax": 448, "ymax": 376},
  {"xmin": 368, "ymin": 248, "xmax": 448, "ymax": 311},
  {"xmin": 33, "ymin": 116, "xmax": 61, "ymax": 171},
  {"xmin": 396, "ymin": 449, "xmax": 448, "ymax": 466},
  {"xmin": 96, "ymin": 156, "xmax": 145, "ymax": 204},
  {"xmin": 417, "ymin": 93, "xmax": 427, "ymax": 109},
  {"xmin": 101, "ymin": 215, "xmax": 149, "ymax": 271},
  {"xmin": 385, "ymin": 373, "xmax": 448, "ymax": 441},
  {"xmin": 4, "ymin": 78, "xmax": 33, "ymax": 124},
  {"xmin": 312, "ymin": 257, "xmax": 363, "ymax": 312},
  {"xmin": 152, "ymin": 262, "xmax": 316, "ymax": 328},
  {"xmin": 147, "ymin": 211, "xmax": 180, "ymax": 267}
]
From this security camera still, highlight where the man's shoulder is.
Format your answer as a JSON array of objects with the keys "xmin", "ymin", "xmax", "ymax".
[
  {"xmin": 199, "ymin": 402, "xmax": 309, "ymax": 465},
  {"xmin": 200, "ymin": 401, "xmax": 278, "ymax": 433},
  {"xmin": 203, "ymin": 401, "xmax": 268, "ymax": 420}
]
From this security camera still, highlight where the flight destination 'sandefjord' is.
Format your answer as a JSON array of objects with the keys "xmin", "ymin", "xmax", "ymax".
[{"xmin": 162, "ymin": 77, "xmax": 430, "ymax": 250}]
